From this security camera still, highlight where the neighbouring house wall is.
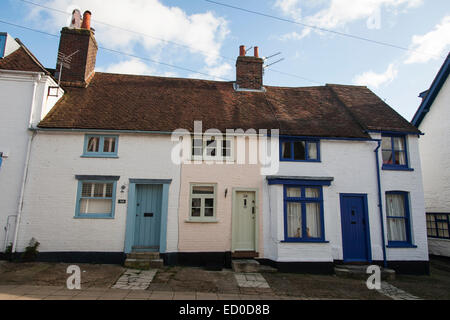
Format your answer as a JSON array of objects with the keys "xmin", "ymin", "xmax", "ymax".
[
  {"xmin": 0, "ymin": 71, "xmax": 62, "ymax": 252},
  {"xmin": 177, "ymin": 136, "xmax": 264, "ymax": 256},
  {"xmin": 16, "ymin": 132, "xmax": 180, "ymax": 254},
  {"xmin": 428, "ymin": 238, "xmax": 450, "ymax": 257},
  {"xmin": 263, "ymin": 137, "xmax": 428, "ymax": 264},
  {"xmin": 418, "ymin": 76, "xmax": 450, "ymax": 257},
  {"xmin": 419, "ymin": 76, "xmax": 450, "ymax": 213}
]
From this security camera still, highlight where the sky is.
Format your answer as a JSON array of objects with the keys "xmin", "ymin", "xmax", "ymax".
[{"xmin": 1, "ymin": 0, "xmax": 449, "ymax": 121}]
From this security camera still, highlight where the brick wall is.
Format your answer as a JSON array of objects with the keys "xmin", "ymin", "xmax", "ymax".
[
  {"xmin": 236, "ymin": 56, "xmax": 264, "ymax": 90},
  {"xmin": 57, "ymin": 28, "xmax": 98, "ymax": 87}
]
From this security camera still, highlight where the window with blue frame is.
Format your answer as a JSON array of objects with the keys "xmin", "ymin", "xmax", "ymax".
[
  {"xmin": 75, "ymin": 178, "xmax": 117, "ymax": 218},
  {"xmin": 427, "ymin": 213, "xmax": 450, "ymax": 239},
  {"xmin": 381, "ymin": 135, "xmax": 409, "ymax": 170},
  {"xmin": 83, "ymin": 135, "xmax": 119, "ymax": 158},
  {"xmin": 284, "ymin": 186, "xmax": 325, "ymax": 241},
  {"xmin": 386, "ymin": 192, "xmax": 412, "ymax": 246},
  {"xmin": 280, "ymin": 138, "xmax": 320, "ymax": 162}
]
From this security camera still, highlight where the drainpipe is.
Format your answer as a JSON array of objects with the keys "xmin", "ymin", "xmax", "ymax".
[
  {"xmin": 11, "ymin": 74, "xmax": 40, "ymax": 254},
  {"xmin": 374, "ymin": 140, "xmax": 388, "ymax": 268}
]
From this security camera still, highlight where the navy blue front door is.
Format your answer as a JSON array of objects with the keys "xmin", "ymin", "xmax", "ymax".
[
  {"xmin": 340, "ymin": 194, "xmax": 371, "ymax": 262},
  {"xmin": 133, "ymin": 184, "xmax": 162, "ymax": 252}
]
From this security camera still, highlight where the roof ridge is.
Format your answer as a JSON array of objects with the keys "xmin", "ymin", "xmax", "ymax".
[{"xmin": 14, "ymin": 38, "xmax": 51, "ymax": 76}]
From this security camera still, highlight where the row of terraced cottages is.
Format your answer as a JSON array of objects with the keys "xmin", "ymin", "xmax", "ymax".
[{"xmin": 0, "ymin": 12, "xmax": 429, "ymax": 274}]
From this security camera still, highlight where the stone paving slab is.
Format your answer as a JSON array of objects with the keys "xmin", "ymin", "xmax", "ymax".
[
  {"xmin": 378, "ymin": 282, "xmax": 421, "ymax": 300},
  {"xmin": 234, "ymin": 273, "xmax": 270, "ymax": 289},
  {"xmin": 112, "ymin": 269, "xmax": 157, "ymax": 290}
]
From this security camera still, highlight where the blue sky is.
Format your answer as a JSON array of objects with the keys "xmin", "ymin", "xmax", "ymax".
[{"xmin": 1, "ymin": 0, "xmax": 449, "ymax": 120}]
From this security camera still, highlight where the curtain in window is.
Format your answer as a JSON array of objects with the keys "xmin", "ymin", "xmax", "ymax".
[
  {"xmin": 287, "ymin": 187, "xmax": 301, "ymax": 197},
  {"xmin": 308, "ymin": 143, "xmax": 318, "ymax": 160},
  {"xmin": 386, "ymin": 194, "xmax": 407, "ymax": 242},
  {"xmin": 287, "ymin": 202, "xmax": 302, "ymax": 238},
  {"xmin": 80, "ymin": 199, "xmax": 112, "ymax": 214},
  {"xmin": 306, "ymin": 203, "xmax": 321, "ymax": 238}
]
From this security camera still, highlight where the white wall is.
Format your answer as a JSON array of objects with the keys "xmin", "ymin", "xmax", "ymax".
[
  {"xmin": 16, "ymin": 132, "xmax": 180, "ymax": 253},
  {"xmin": 0, "ymin": 71, "xmax": 63, "ymax": 252},
  {"xmin": 419, "ymin": 76, "xmax": 450, "ymax": 213},
  {"xmin": 263, "ymin": 137, "xmax": 428, "ymax": 263}
]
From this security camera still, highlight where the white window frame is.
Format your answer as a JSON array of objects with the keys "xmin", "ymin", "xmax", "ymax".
[
  {"xmin": 189, "ymin": 183, "xmax": 217, "ymax": 222},
  {"xmin": 191, "ymin": 136, "xmax": 234, "ymax": 162}
]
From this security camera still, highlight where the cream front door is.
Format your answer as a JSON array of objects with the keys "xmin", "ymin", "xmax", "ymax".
[{"xmin": 234, "ymin": 191, "xmax": 256, "ymax": 251}]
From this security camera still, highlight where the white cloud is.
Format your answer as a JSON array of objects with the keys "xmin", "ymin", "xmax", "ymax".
[
  {"xmin": 274, "ymin": 0, "xmax": 303, "ymax": 21},
  {"xmin": 353, "ymin": 63, "xmax": 398, "ymax": 88},
  {"xmin": 405, "ymin": 15, "xmax": 450, "ymax": 64},
  {"xmin": 97, "ymin": 59, "xmax": 155, "ymax": 76},
  {"xmin": 276, "ymin": 0, "xmax": 423, "ymax": 39},
  {"xmin": 27, "ymin": 0, "xmax": 231, "ymax": 78}
]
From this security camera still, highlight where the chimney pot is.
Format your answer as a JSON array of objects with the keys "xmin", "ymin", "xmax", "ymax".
[
  {"xmin": 239, "ymin": 45, "xmax": 246, "ymax": 57},
  {"xmin": 81, "ymin": 10, "xmax": 92, "ymax": 30},
  {"xmin": 254, "ymin": 46, "xmax": 259, "ymax": 58}
]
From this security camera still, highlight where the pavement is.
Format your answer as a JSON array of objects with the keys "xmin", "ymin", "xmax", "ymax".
[{"xmin": 0, "ymin": 284, "xmax": 302, "ymax": 300}]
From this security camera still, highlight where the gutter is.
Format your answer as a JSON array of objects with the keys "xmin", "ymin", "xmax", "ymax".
[{"xmin": 374, "ymin": 140, "xmax": 388, "ymax": 268}]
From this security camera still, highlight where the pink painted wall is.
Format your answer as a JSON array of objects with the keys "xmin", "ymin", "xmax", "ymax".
[{"xmin": 178, "ymin": 137, "xmax": 264, "ymax": 256}]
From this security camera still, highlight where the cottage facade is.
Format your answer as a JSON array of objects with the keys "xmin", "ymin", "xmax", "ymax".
[{"xmin": 0, "ymin": 12, "xmax": 430, "ymax": 274}]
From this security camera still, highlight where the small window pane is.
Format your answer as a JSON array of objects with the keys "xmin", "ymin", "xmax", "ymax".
[
  {"xmin": 286, "ymin": 188, "xmax": 301, "ymax": 198},
  {"xmin": 305, "ymin": 188, "xmax": 320, "ymax": 198},
  {"xmin": 87, "ymin": 137, "xmax": 99, "ymax": 152},
  {"xmin": 308, "ymin": 142, "xmax": 318, "ymax": 160},
  {"xmin": 192, "ymin": 139, "xmax": 203, "ymax": 156},
  {"xmin": 205, "ymin": 198, "xmax": 214, "ymax": 208},
  {"xmin": 192, "ymin": 198, "xmax": 201, "ymax": 208},
  {"xmin": 293, "ymin": 141, "xmax": 306, "ymax": 160},
  {"xmin": 222, "ymin": 140, "xmax": 232, "ymax": 157},
  {"xmin": 306, "ymin": 203, "xmax": 321, "ymax": 238},
  {"xmin": 205, "ymin": 139, "xmax": 217, "ymax": 157},
  {"xmin": 282, "ymin": 142, "xmax": 291, "ymax": 159},
  {"xmin": 382, "ymin": 151, "xmax": 393, "ymax": 165},
  {"xmin": 80, "ymin": 199, "xmax": 112, "ymax": 214},
  {"xmin": 193, "ymin": 186, "xmax": 214, "ymax": 195},
  {"xmin": 393, "ymin": 137, "xmax": 405, "ymax": 151},
  {"xmin": 81, "ymin": 183, "xmax": 93, "ymax": 197},
  {"xmin": 94, "ymin": 184, "xmax": 104, "ymax": 197},
  {"xmin": 387, "ymin": 218, "xmax": 407, "ymax": 242},
  {"xmin": 381, "ymin": 137, "xmax": 392, "ymax": 150},
  {"xmin": 287, "ymin": 202, "xmax": 302, "ymax": 238},
  {"xmin": 204, "ymin": 208, "xmax": 214, "ymax": 217},
  {"xmin": 386, "ymin": 194, "xmax": 406, "ymax": 217},
  {"xmin": 103, "ymin": 137, "xmax": 116, "ymax": 153},
  {"xmin": 191, "ymin": 208, "xmax": 201, "ymax": 217},
  {"xmin": 395, "ymin": 151, "xmax": 406, "ymax": 165}
]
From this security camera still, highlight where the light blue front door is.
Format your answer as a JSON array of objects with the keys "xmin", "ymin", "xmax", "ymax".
[{"xmin": 133, "ymin": 184, "xmax": 162, "ymax": 252}]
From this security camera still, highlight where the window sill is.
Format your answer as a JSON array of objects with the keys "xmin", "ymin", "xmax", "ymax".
[
  {"xmin": 281, "ymin": 240, "xmax": 329, "ymax": 244},
  {"xmin": 81, "ymin": 154, "xmax": 119, "ymax": 159},
  {"xmin": 280, "ymin": 160, "xmax": 321, "ymax": 163},
  {"xmin": 185, "ymin": 219, "xmax": 219, "ymax": 223},
  {"xmin": 386, "ymin": 243, "xmax": 417, "ymax": 248},
  {"xmin": 74, "ymin": 215, "xmax": 115, "ymax": 220},
  {"xmin": 382, "ymin": 165, "xmax": 414, "ymax": 172}
]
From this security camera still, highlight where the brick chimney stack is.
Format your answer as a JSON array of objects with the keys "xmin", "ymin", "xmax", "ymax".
[
  {"xmin": 56, "ymin": 10, "xmax": 98, "ymax": 87},
  {"xmin": 235, "ymin": 45, "xmax": 264, "ymax": 91}
]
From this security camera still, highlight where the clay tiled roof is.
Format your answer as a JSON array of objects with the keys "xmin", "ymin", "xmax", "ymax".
[
  {"xmin": 0, "ymin": 40, "xmax": 51, "ymax": 75},
  {"xmin": 38, "ymin": 72, "xmax": 420, "ymax": 137}
]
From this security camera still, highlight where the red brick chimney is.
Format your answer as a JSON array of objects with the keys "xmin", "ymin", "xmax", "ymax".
[
  {"xmin": 56, "ymin": 10, "xmax": 98, "ymax": 87},
  {"xmin": 235, "ymin": 45, "xmax": 264, "ymax": 91}
]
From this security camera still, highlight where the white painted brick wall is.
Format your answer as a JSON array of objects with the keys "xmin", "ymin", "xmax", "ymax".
[
  {"xmin": 264, "ymin": 137, "xmax": 428, "ymax": 263},
  {"xmin": 0, "ymin": 72, "xmax": 62, "ymax": 251},
  {"xmin": 15, "ymin": 132, "xmax": 180, "ymax": 253},
  {"xmin": 418, "ymin": 75, "xmax": 450, "ymax": 257}
]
